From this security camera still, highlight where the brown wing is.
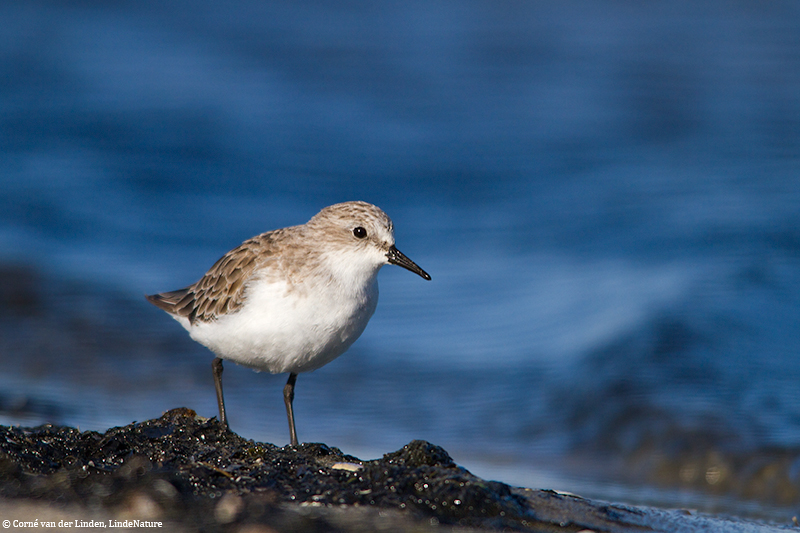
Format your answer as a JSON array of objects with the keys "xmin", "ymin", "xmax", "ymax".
[{"xmin": 146, "ymin": 233, "xmax": 278, "ymax": 324}]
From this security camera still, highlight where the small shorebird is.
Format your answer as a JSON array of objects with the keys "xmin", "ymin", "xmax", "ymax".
[{"xmin": 146, "ymin": 201, "xmax": 430, "ymax": 445}]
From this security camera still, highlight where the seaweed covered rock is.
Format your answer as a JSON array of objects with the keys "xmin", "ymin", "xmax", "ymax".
[
  {"xmin": 0, "ymin": 408, "xmax": 539, "ymax": 530},
  {"xmin": 1, "ymin": 408, "xmax": 770, "ymax": 532}
]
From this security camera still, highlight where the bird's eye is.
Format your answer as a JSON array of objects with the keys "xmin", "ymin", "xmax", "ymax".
[{"xmin": 353, "ymin": 226, "xmax": 367, "ymax": 239}]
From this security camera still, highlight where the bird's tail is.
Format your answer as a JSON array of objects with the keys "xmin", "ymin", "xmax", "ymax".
[{"xmin": 145, "ymin": 289, "xmax": 191, "ymax": 314}]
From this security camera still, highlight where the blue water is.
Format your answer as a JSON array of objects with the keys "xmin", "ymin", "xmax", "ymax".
[{"xmin": 2, "ymin": 0, "xmax": 800, "ymax": 520}]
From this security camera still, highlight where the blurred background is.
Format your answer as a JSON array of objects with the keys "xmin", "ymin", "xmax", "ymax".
[{"xmin": 2, "ymin": 0, "xmax": 800, "ymax": 521}]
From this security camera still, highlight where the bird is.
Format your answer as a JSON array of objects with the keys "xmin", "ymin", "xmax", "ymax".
[{"xmin": 146, "ymin": 201, "xmax": 430, "ymax": 445}]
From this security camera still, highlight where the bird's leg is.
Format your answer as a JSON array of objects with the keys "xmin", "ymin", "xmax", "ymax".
[
  {"xmin": 283, "ymin": 373, "xmax": 298, "ymax": 446},
  {"xmin": 212, "ymin": 357, "xmax": 229, "ymax": 430}
]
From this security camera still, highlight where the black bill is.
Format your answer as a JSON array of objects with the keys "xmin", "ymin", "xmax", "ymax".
[{"xmin": 387, "ymin": 245, "xmax": 431, "ymax": 280}]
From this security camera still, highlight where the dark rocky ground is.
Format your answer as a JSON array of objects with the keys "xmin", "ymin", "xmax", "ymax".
[{"xmin": 0, "ymin": 408, "xmax": 793, "ymax": 533}]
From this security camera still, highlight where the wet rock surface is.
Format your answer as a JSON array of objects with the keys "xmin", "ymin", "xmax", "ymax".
[{"xmin": 0, "ymin": 408, "xmax": 790, "ymax": 533}]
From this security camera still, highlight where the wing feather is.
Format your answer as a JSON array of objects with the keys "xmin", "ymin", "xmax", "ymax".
[{"xmin": 146, "ymin": 232, "xmax": 280, "ymax": 324}]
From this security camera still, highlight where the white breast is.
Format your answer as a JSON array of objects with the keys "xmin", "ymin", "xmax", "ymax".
[{"xmin": 179, "ymin": 273, "xmax": 379, "ymax": 374}]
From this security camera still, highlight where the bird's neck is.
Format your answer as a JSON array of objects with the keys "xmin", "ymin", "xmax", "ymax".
[{"xmin": 316, "ymin": 251, "xmax": 380, "ymax": 298}]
